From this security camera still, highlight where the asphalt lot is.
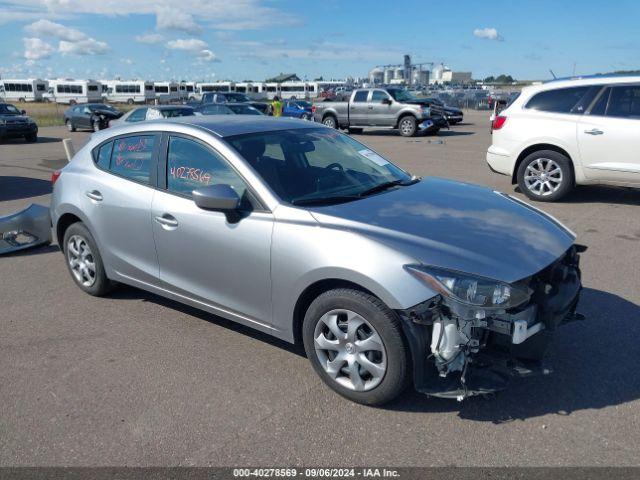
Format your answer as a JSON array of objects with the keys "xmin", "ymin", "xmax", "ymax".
[{"xmin": 1, "ymin": 111, "xmax": 639, "ymax": 467}]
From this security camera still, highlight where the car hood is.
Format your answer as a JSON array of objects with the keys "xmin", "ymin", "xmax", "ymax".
[
  {"xmin": 444, "ymin": 106, "xmax": 462, "ymax": 114},
  {"xmin": 0, "ymin": 114, "xmax": 30, "ymax": 121},
  {"xmin": 93, "ymin": 109, "xmax": 122, "ymax": 118},
  {"xmin": 308, "ymin": 178, "xmax": 576, "ymax": 284}
]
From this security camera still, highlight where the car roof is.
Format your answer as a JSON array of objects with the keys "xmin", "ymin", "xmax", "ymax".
[
  {"xmin": 523, "ymin": 74, "xmax": 640, "ymax": 95},
  {"xmin": 150, "ymin": 116, "xmax": 320, "ymax": 137},
  {"xmin": 152, "ymin": 105, "xmax": 194, "ymax": 110}
]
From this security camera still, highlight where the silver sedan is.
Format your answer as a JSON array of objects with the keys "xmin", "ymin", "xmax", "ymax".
[{"xmin": 50, "ymin": 116, "xmax": 584, "ymax": 405}]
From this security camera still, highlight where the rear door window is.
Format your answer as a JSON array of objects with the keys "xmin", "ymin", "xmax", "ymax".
[
  {"xmin": 525, "ymin": 87, "xmax": 591, "ymax": 113},
  {"xmin": 109, "ymin": 135, "xmax": 155, "ymax": 184}
]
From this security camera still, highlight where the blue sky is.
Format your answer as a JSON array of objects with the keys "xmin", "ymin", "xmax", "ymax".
[{"xmin": 1, "ymin": 0, "xmax": 638, "ymax": 82}]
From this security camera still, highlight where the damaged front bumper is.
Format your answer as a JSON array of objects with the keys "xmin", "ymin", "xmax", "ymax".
[
  {"xmin": 0, "ymin": 204, "xmax": 52, "ymax": 255},
  {"xmin": 397, "ymin": 245, "xmax": 585, "ymax": 400}
]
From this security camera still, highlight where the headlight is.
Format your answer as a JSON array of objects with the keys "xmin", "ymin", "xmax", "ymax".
[
  {"xmin": 405, "ymin": 265, "xmax": 532, "ymax": 309},
  {"xmin": 421, "ymin": 106, "xmax": 431, "ymax": 116}
]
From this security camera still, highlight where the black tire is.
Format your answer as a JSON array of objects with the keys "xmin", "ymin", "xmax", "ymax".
[
  {"xmin": 398, "ymin": 115, "xmax": 417, "ymax": 137},
  {"xmin": 302, "ymin": 288, "xmax": 409, "ymax": 406},
  {"xmin": 25, "ymin": 133, "xmax": 37, "ymax": 143},
  {"xmin": 62, "ymin": 222, "xmax": 114, "ymax": 296},
  {"xmin": 348, "ymin": 127, "xmax": 363, "ymax": 134},
  {"xmin": 69, "ymin": 100, "xmax": 77, "ymax": 106},
  {"xmin": 66, "ymin": 119, "xmax": 76, "ymax": 132},
  {"xmin": 127, "ymin": 98, "xmax": 134, "ymax": 105},
  {"xmin": 322, "ymin": 115, "xmax": 338, "ymax": 129},
  {"xmin": 92, "ymin": 119, "xmax": 101, "ymax": 132},
  {"xmin": 517, "ymin": 150, "xmax": 574, "ymax": 202}
]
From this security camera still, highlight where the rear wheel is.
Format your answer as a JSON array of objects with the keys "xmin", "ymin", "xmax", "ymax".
[
  {"xmin": 302, "ymin": 288, "xmax": 409, "ymax": 406},
  {"xmin": 63, "ymin": 222, "xmax": 114, "ymax": 296},
  {"xmin": 517, "ymin": 150, "xmax": 574, "ymax": 202},
  {"xmin": 127, "ymin": 98, "xmax": 134, "ymax": 105},
  {"xmin": 398, "ymin": 115, "xmax": 417, "ymax": 137},
  {"xmin": 322, "ymin": 115, "xmax": 338, "ymax": 129}
]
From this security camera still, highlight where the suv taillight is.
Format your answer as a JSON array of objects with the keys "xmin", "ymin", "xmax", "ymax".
[
  {"xmin": 492, "ymin": 115, "xmax": 507, "ymax": 130},
  {"xmin": 51, "ymin": 170, "xmax": 61, "ymax": 186}
]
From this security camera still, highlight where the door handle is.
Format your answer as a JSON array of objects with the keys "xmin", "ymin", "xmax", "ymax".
[
  {"xmin": 154, "ymin": 214, "xmax": 178, "ymax": 228},
  {"xmin": 584, "ymin": 128, "xmax": 604, "ymax": 135},
  {"xmin": 85, "ymin": 190, "xmax": 103, "ymax": 201}
]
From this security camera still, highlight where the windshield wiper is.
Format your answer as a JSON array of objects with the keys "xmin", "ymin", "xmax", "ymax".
[
  {"xmin": 358, "ymin": 177, "xmax": 419, "ymax": 197},
  {"xmin": 291, "ymin": 195, "xmax": 360, "ymax": 206}
]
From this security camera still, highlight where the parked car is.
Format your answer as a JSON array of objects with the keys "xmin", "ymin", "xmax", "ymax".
[
  {"xmin": 195, "ymin": 103, "xmax": 263, "ymax": 116},
  {"xmin": 487, "ymin": 75, "xmax": 640, "ymax": 201},
  {"xmin": 282, "ymin": 100, "xmax": 314, "ymax": 120},
  {"xmin": 191, "ymin": 92, "xmax": 270, "ymax": 115},
  {"xmin": 313, "ymin": 87, "xmax": 446, "ymax": 136},
  {"xmin": 0, "ymin": 102, "xmax": 38, "ymax": 142},
  {"xmin": 64, "ymin": 103, "xmax": 122, "ymax": 132},
  {"xmin": 109, "ymin": 105, "xmax": 196, "ymax": 127},
  {"xmin": 51, "ymin": 116, "xmax": 584, "ymax": 406}
]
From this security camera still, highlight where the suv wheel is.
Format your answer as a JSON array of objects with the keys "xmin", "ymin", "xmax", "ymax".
[
  {"xmin": 517, "ymin": 150, "xmax": 574, "ymax": 202},
  {"xmin": 398, "ymin": 116, "xmax": 417, "ymax": 137},
  {"xmin": 302, "ymin": 289, "xmax": 409, "ymax": 406},
  {"xmin": 63, "ymin": 222, "xmax": 114, "ymax": 296}
]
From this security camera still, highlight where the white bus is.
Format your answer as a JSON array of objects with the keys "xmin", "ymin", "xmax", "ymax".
[
  {"xmin": 279, "ymin": 81, "xmax": 308, "ymax": 100},
  {"xmin": 0, "ymin": 79, "xmax": 48, "ymax": 102},
  {"xmin": 153, "ymin": 81, "xmax": 180, "ymax": 103},
  {"xmin": 198, "ymin": 81, "xmax": 235, "ymax": 93},
  {"xmin": 179, "ymin": 81, "xmax": 198, "ymax": 101},
  {"xmin": 44, "ymin": 79, "xmax": 103, "ymax": 104},
  {"xmin": 101, "ymin": 80, "xmax": 154, "ymax": 104}
]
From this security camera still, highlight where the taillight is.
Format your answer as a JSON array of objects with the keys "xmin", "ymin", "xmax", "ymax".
[
  {"xmin": 492, "ymin": 115, "xmax": 507, "ymax": 130},
  {"xmin": 51, "ymin": 170, "xmax": 61, "ymax": 186},
  {"xmin": 311, "ymin": 105, "xmax": 316, "ymax": 114}
]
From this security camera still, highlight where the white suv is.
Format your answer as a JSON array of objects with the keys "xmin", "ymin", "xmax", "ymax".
[{"xmin": 486, "ymin": 75, "xmax": 640, "ymax": 201}]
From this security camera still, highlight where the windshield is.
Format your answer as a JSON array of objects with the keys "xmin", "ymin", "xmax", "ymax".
[
  {"xmin": 387, "ymin": 89, "xmax": 416, "ymax": 102},
  {"xmin": 226, "ymin": 93, "xmax": 251, "ymax": 103},
  {"xmin": 227, "ymin": 104, "xmax": 262, "ymax": 115},
  {"xmin": 161, "ymin": 108, "xmax": 195, "ymax": 118},
  {"xmin": 0, "ymin": 104, "xmax": 21, "ymax": 115},
  {"xmin": 227, "ymin": 128, "xmax": 412, "ymax": 205}
]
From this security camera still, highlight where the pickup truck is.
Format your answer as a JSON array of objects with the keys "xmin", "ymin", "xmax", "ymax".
[{"xmin": 313, "ymin": 87, "xmax": 446, "ymax": 136}]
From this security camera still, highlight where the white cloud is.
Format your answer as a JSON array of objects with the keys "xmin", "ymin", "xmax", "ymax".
[
  {"xmin": 167, "ymin": 38, "xmax": 217, "ymax": 63},
  {"xmin": 197, "ymin": 49, "xmax": 216, "ymax": 62},
  {"xmin": 24, "ymin": 19, "xmax": 109, "ymax": 56},
  {"xmin": 473, "ymin": 27, "xmax": 503, "ymax": 41},
  {"xmin": 59, "ymin": 38, "xmax": 108, "ymax": 55},
  {"xmin": 156, "ymin": 6, "xmax": 201, "ymax": 34},
  {"xmin": 135, "ymin": 33, "xmax": 164, "ymax": 44},
  {"xmin": 166, "ymin": 38, "xmax": 208, "ymax": 52},
  {"xmin": 25, "ymin": 19, "xmax": 85, "ymax": 41},
  {"xmin": 5, "ymin": 0, "xmax": 299, "ymax": 31},
  {"xmin": 23, "ymin": 37, "xmax": 55, "ymax": 61}
]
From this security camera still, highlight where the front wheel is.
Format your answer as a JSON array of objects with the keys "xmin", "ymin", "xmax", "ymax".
[
  {"xmin": 25, "ymin": 133, "xmax": 37, "ymax": 143},
  {"xmin": 66, "ymin": 120, "xmax": 76, "ymax": 132},
  {"xmin": 302, "ymin": 289, "xmax": 409, "ymax": 406},
  {"xmin": 517, "ymin": 150, "xmax": 574, "ymax": 202},
  {"xmin": 398, "ymin": 116, "xmax": 417, "ymax": 137},
  {"xmin": 92, "ymin": 119, "xmax": 101, "ymax": 132}
]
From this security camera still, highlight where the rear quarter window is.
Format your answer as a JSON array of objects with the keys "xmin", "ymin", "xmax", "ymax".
[
  {"xmin": 109, "ymin": 135, "xmax": 155, "ymax": 184},
  {"xmin": 94, "ymin": 141, "xmax": 113, "ymax": 169},
  {"xmin": 525, "ymin": 86, "xmax": 591, "ymax": 114}
]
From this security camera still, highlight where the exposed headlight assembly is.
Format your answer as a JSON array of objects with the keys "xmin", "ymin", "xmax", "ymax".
[{"xmin": 405, "ymin": 265, "xmax": 532, "ymax": 309}]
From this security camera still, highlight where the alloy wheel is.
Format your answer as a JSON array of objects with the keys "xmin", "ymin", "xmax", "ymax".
[
  {"xmin": 313, "ymin": 309, "xmax": 387, "ymax": 391},
  {"xmin": 400, "ymin": 118, "xmax": 414, "ymax": 136},
  {"xmin": 67, "ymin": 235, "xmax": 97, "ymax": 287},
  {"xmin": 524, "ymin": 158, "xmax": 563, "ymax": 196}
]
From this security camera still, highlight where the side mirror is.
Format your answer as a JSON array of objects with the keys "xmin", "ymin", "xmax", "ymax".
[
  {"xmin": 382, "ymin": 98, "xmax": 392, "ymax": 105},
  {"xmin": 193, "ymin": 184, "xmax": 240, "ymax": 211}
]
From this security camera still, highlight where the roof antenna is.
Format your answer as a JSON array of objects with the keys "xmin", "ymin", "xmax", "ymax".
[{"xmin": 549, "ymin": 69, "xmax": 557, "ymax": 79}]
